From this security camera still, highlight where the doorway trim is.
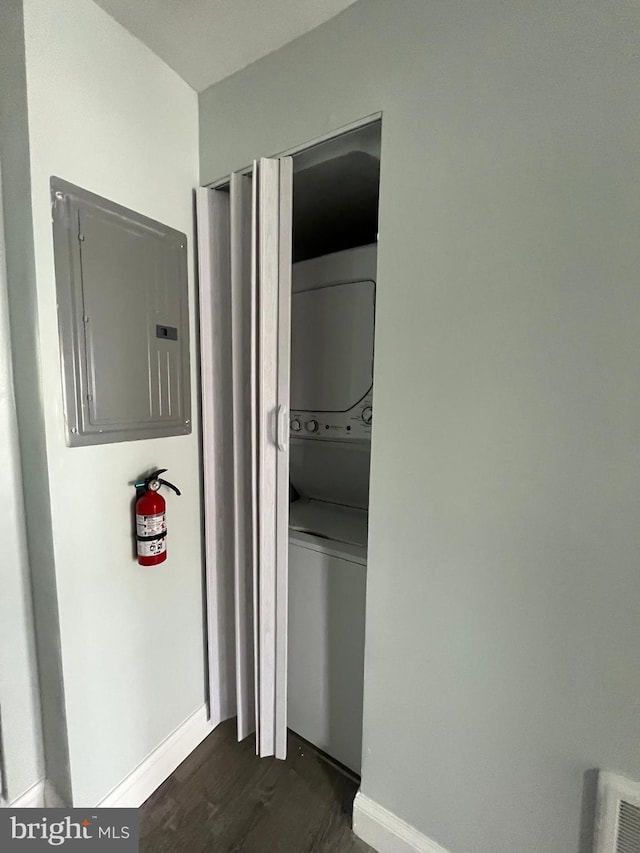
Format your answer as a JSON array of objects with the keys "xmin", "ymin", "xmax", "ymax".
[{"xmin": 203, "ymin": 111, "xmax": 383, "ymax": 190}]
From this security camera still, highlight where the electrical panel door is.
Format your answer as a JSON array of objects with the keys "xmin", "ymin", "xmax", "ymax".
[{"xmin": 51, "ymin": 178, "xmax": 191, "ymax": 446}]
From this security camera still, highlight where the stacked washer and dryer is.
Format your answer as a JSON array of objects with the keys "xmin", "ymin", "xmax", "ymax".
[{"xmin": 287, "ymin": 242, "xmax": 376, "ymax": 774}]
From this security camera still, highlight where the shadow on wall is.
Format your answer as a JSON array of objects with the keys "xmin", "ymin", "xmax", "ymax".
[
  {"xmin": 577, "ymin": 769, "xmax": 598, "ymax": 853},
  {"xmin": 191, "ymin": 187, "xmax": 210, "ymax": 709}
]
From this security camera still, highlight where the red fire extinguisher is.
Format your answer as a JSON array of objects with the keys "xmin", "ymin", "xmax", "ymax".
[{"xmin": 134, "ymin": 469, "xmax": 181, "ymax": 566}]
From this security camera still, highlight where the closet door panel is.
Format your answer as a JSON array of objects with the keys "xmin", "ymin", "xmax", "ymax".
[
  {"xmin": 274, "ymin": 157, "xmax": 293, "ymax": 760},
  {"xmin": 254, "ymin": 157, "xmax": 292, "ymax": 759},
  {"xmin": 197, "ymin": 187, "xmax": 237, "ymax": 727},
  {"xmin": 256, "ymin": 158, "xmax": 280, "ymax": 758},
  {"xmin": 230, "ymin": 172, "xmax": 256, "ymax": 742},
  {"xmin": 197, "ymin": 156, "xmax": 291, "ymax": 755},
  {"xmin": 250, "ymin": 165, "xmax": 261, "ymax": 755}
]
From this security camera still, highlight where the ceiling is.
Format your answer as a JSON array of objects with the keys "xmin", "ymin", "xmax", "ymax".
[{"xmin": 93, "ymin": 0, "xmax": 359, "ymax": 92}]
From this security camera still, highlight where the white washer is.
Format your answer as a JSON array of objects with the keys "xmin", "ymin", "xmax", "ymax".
[{"xmin": 288, "ymin": 500, "xmax": 367, "ymax": 774}]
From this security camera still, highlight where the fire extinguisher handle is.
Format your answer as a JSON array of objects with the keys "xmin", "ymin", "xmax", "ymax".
[
  {"xmin": 158, "ymin": 478, "xmax": 181, "ymax": 497},
  {"xmin": 133, "ymin": 469, "xmax": 181, "ymax": 498}
]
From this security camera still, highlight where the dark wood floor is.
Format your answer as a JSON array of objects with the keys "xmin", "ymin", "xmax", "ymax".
[{"xmin": 139, "ymin": 720, "xmax": 374, "ymax": 853}]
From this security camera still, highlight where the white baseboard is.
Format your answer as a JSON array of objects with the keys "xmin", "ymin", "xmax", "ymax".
[
  {"xmin": 353, "ymin": 792, "xmax": 452, "ymax": 853},
  {"xmin": 1, "ymin": 779, "xmax": 45, "ymax": 808},
  {"xmin": 97, "ymin": 704, "xmax": 213, "ymax": 808}
]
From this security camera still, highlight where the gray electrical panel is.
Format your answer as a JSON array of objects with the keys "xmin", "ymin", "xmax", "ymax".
[{"xmin": 51, "ymin": 178, "xmax": 191, "ymax": 446}]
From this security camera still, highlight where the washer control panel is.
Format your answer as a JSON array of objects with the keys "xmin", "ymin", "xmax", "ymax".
[{"xmin": 290, "ymin": 393, "xmax": 373, "ymax": 442}]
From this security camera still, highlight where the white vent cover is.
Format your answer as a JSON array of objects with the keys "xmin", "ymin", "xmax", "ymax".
[{"xmin": 594, "ymin": 771, "xmax": 640, "ymax": 853}]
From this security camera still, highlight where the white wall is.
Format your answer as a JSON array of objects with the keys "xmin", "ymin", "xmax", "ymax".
[
  {"xmin": 0, "ymin": 166, "xmax": 44, "ymax": 804},
  {"xmin": 199, "ymin": 2, "xmax": 640, "ymax": 851},
  {"xmin": 21, "ymin": 0, "xmax": 203, "ymax": 806},
  {"xmin": 0, "ymin": 0, "xmax": 49, "ymax": 805}
]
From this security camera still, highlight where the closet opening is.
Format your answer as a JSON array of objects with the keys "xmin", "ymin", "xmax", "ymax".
[
  {"xmin": 287, "ymin": 120, "xmax": 381, "ymax": 775},
  {"xmin": 197, "ymin": 116, "xmax": 381, "ymax": 778}
]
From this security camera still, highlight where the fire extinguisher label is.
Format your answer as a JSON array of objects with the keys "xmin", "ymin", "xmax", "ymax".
[
  {"xmin": 136, "ymin": 512, "xmax": 166, "ymax": 538},
  {"xmin": 137, "ymin": 536, "xmax": 167, "ymax": 558}
]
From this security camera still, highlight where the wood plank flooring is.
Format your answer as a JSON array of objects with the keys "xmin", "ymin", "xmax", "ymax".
[{"xmin": 139, "ymin": 720, "xmax": 374, "ymax": 853}]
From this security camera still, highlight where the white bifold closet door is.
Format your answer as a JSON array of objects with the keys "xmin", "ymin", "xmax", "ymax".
[{"xmin": 197, "ymin": 157, "xmax": 292, "ymax": 760}]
